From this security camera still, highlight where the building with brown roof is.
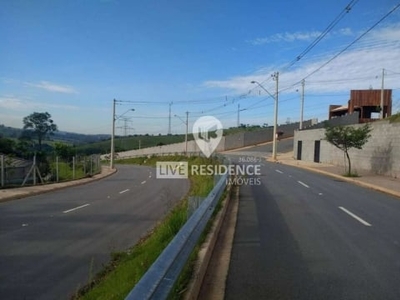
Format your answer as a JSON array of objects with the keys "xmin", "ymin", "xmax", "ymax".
[{"xmin": 329, "ymin": 89, "xmax": 392, "ymax": 123}]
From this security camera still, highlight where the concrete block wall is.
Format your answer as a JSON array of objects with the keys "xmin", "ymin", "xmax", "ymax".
[
  {"xmin": 302, "ymin": 112, "xmax": 359, "ymax": 130},
  {"xmin": 108, "ymin": 119, "xmax": 316, "ymax": 159},
  {"xmin": 224, "ymin": 132, "xmax": 245, "ymax": 150},
  {"xmin": 224, "ymin": 119, "xmax": 315, "ymax": 151},
  {"xmin": 294, "ymin": 121, "xmax": 400, "ymax": 178},
  {"xmin": 112, "ymin": 137, "xmax": 226, "ymax": 159}
]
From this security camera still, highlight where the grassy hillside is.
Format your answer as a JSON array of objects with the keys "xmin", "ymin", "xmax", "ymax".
[
  {"xmin": 75, "ymin": 134, "xmax": 194, "ymax": 154},
  {"xmin": 388, "ymin": 112, "xmax": 400, "ymax": 123},
  {"xmin": 75, "ymin": 125, "xmax": 271, "ymax": 155}
]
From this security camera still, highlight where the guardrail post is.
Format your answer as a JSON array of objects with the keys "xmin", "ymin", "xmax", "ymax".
[
  {"xmin": 1, "ymin": 155, "xmax": 4, "ymax": 188},
  {"xmin": 72, "ymin": 156, "xmax": 76, "ymax": 180},
  {"xmin": 56, "ymin": 156, "xmax": 59, "ymax": 183},
  {"xmin": 33, "ymin": 155, "xmax": 37, "ymax": 185}
]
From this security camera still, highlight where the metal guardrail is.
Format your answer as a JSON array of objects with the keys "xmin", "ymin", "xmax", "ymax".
[{"xmin": 125, "ymin": 172, "xmax": 229, "ymax": 300}]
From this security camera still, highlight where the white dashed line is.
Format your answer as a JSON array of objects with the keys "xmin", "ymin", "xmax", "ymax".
[
  {"xmin": 63, "ymin": 204, "xmax": 90, "ymax": 214},
  {"xmin": 141, "ymin": 180, "xmax": 146, "ymax": 184},
  {"xmin": 119, "ymin": 189, "xmax": 130, "ymax": 194},
  {"xmin": 275, "ymin": 170, "xmax": 283, "ymax": 174},
  {"xmin": 339, "ymin": 206, "xmax": 372, "ymax": 227},
  {"xmin": 298, "ymin": 181, "xmax": 310, "ymax": 188}
]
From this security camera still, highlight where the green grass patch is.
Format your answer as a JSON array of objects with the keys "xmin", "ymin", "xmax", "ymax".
[
  {"xmin": 388, "ymin": 112, "xmax": 400, "ymax": 123},
  {"xmin": 74, "ymin": 155, "xmax": 222, "ymax": 300},
  {"xmin": 168, "ymin": 188, "xmax": 229, "ymax": 300}
]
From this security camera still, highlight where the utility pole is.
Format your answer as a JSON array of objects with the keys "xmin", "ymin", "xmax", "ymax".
[
  {"xmin": 110, "ymin": 99, "xmax": 135, "ymax": 169},
  {"xmin": 185, "ymin": 111, "xmax": 189, "ymax": 155},
  {"xmin": 272, "ymin": 72, "xmax": 279, "ymax": 160},
  {"xmin": 168, "ymin": 102, "xmax": 173, "ymax": 135},
  {"xmin": 250, "ymin": 76, "xmax": 279, "ymax": 160},
  {"xmin": 380, "ymin": 68, "xmax": 385, "ymax": 119},
  {"xmin": 237, "ymin": 104, "xmax": 240, "ymax": 127},
  {"xmin": 300, "ymin": 79, "xmax": 305, "ymax": 130},
  {"xmin": 110, "ymin": 99, "xmax": 116, "ymax": 169}
]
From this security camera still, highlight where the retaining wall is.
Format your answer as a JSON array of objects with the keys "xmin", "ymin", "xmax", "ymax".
[
  {"xmin": 106, "ymin": 119, "xmax": 316, "ymax": 159},
  {"xmin": 293, "ymin": 120, "xmax": 400, "ymax": 178}
]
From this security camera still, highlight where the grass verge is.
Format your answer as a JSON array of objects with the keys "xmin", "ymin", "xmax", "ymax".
[{"xmin": 73, "ymin": 155, "xmax": 222, "ymax": 300}]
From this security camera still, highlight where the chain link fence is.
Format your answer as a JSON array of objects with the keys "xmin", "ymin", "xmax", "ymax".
[{"xmin": 0, "ymin": 154, "xmax": 101, "ymax": 188}]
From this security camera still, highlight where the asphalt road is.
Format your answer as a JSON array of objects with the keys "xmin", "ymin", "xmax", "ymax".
[
  {"xmin": 0, "ymin": 165, "xmax": 189, "ymax": 300},
  {"xmin": 225, "ymin": 154, "xmax": 400, "ymax": 299}
]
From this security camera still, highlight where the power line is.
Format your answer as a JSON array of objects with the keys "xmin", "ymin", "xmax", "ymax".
[
  {"xmin": 301, "ymin": 3, "xmax": 400, "ymax": 83},
  {"xmin": 279, "ymin": 2, "xmax": 400, "ymax": 94},
  {"xmin": 286, "ymin": 0, "xmax": 359, "ymax": 69}
]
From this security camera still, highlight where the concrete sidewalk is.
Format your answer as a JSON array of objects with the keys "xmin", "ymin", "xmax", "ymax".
[
  {"xmin": 0, "ymin": 166, "xmax": 117, "ymax": 203},
  {"xmin": 268, "ymin": 152, "xmax": 400, "ymax": 199}
]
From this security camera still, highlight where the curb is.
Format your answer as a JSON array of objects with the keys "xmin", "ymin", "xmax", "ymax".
[
  {"xmin": 271, "ymin": 159, "xmax": 400, "ymax": 199},
  {"xmin": 0, "ymin": 168, "xmax": 118, "ymax": 203}
]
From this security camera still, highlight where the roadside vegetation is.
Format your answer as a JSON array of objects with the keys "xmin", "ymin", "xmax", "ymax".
[
  {"xmin": 74, "ymin": 155, "xmax": 223, "ymax": 300},
  {"xmin": 388, "ymin": 112, "xmax": 400, "ymax": 123},
  {"xmin": 324, "ymin": 123, "xmax": 372, "ymax": 177}
]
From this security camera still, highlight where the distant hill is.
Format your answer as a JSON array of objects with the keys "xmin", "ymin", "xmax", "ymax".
[
  {"xmin": 1, "ymin": 123, "xmax": 273, "ymax": 155},
  {"xmin": 0, "ymin": 124, "xmax": 110, "ymax": 145}
]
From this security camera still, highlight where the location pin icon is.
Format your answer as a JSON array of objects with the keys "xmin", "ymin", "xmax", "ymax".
[{"xmin": 192, "ymin": 116, "xmax": 223, "ymax": 158}]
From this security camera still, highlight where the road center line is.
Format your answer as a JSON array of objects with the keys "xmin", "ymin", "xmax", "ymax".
[
  {"xmin": 298, "ymin": 181, "xmax": 310, "ymax": 188},
  {"xmin": 141, "ymin": 180, "xmax": 146, "ymax": 184},
  {"xmin": 63, "ymin": 204, "xmax": 90, "ymax": 214},
  {"xmin": 338, "ymin": 206, "xmax": 372, "ymax": 227},
  {"xmin": 119, "ymin": 189, "xmax": 130, "ymax": 194},
  {"xmin": 275, "ymin": 170, "xmax": 283, "ymax": 174}
]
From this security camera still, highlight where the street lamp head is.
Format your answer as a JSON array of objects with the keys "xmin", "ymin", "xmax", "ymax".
[{"xmin": 250, "ymin": 81, "xmax": 256, "ymax": 84}]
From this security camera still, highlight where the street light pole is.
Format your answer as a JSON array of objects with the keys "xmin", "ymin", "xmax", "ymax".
[
  {"xmin": 251, "ymin": 73, "xmax": 279, "ymax": 160},
  {"xmin": 110, "ymin": 100, "xmax": 135, "ymax": 170},
  {"xmin": 300, "ymin": 79, "xmax": 305, "ymax": 130},
  {"xmin": 175, "ymin": 112, "xmax": 189, "ymax": 155},
  {"xmin": 185, "ymin": 111, "xmax": 189, "ymax": 155},
  {"xmin": 380, "ymin": 68, "xmax": 385, "ymax": 119},
  {"xmin": 272, "ymin": 72, "xmax": 279, "ymax": 160},
  {"xmin": 168, "ymin": 102, "xmax": 173, "ymax": 135},
  {"xmin": 110, "ymin": 99, "xmax": 116, "ymax": 169}
]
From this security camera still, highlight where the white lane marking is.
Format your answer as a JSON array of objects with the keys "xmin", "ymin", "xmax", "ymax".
[
  {"xmin": 119, "ymin": 189, "xmax": 130, "ymax": 194},
  {"xmin": 298, "ymin": 181, "xmax": 310, "ymax": 188},
  {"xmin": 141, "ymin": 180, "xmax": 146, "ymax": 184},
  {"xmin": 63, "ymin": 204, "xmax": 90, "ymax": 214},
  {"xmin": 275, "ymin": 170, "xmax": 283, "ymax": 174},
  {"xmin": 339, "ymin": 206, "xmax": 372, "ymax": 227}
]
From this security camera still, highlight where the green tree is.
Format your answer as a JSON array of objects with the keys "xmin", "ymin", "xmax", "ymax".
[
  {"xmin": 0, "ymin": 136, "xmax": 16, "ymax": 154},
  {"xmin": 54, "ymin": 142, "xmax": 75, "ymax": 160},
  {"xmin": 23, "ymin": 112, "xmax": 57, "ymax": 151},
  {"xmin": 325, "ymin": 123, "xmax": 372, "ymax": 176}
]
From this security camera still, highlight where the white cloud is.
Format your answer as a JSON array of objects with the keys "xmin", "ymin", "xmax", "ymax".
[
  {"xmin": 248, "ymin": 28, "xmax": 355, "ymax": 46},
  {"xmin": 0, "ymin": 96, "xmax": 30, "ymax": 110},
  {"xmin": 0, "ymin": 95, "xmax": 79, "ymax": 111},
  {"xmin": 249, "ymin": 31, "xmax": 322, "ymax": 45},
  {"xmin": 24, "ymin": 81, "xmax": 78, "ymax": 94},
  {"xmin": 205, "ymin": 24, "xmax": 400, "ymax": 95}
]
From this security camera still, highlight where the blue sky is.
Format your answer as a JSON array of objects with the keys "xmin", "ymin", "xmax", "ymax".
[{"xmin": 1, "ymin": 0, "xmax": 400, "ymax": 135}]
